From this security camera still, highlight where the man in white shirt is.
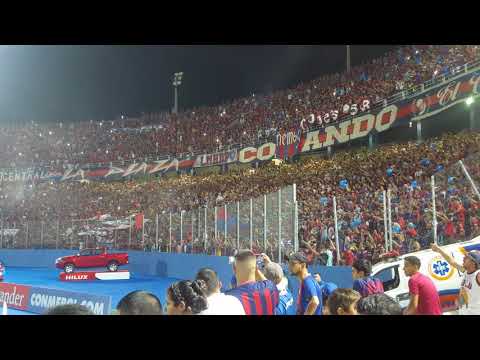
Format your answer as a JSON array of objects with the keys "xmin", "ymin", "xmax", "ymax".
[
  {"xmin": 432, "ymin": 244, "xmax": 480, "ymax": 315},
  {"xmin": 195, "ymin": 268, "xmax": 245, "ymax": 315}
]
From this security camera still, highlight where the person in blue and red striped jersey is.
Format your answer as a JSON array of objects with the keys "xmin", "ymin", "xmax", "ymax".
[
  {"xmin": 352, "ymin": 259, "xmax": 384, "ymax": 298},
  {"xmin": 225, "ymin": 249, "xmax": 279, "ymax": 315},
  {"xmin": 288, "ymin": 252, "xmax": 323, "ymax": 315}
]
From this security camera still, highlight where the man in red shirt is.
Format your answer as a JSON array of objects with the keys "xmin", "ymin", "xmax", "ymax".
[{"xmin": 403, "ymin": 256, "xmax": 442, "ymax": 315}]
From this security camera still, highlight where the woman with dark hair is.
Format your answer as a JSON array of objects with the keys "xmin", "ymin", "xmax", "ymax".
[
  {"xmin": 356, "ymin": 294, "xmax": 402, "ymax": 315},
  {"xmin": 166, "ymin": 280, "xmax": 209, "ymax": 315}
]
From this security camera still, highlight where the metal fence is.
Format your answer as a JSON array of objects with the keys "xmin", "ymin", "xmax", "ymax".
[
  {"xmin": 0, "ymin": 185, "xmax": 299, "ymax": 262},
  {"xmin": 2, "ymin": 152, "xmax": 480, "ymax": 265},
  {"xmin": 298, "ymin": 152, "xmax": 480, "ymax": 265}
]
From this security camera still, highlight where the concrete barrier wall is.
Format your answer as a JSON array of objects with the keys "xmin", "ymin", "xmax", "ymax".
[
  {"xmin": 127, "ymin": 252, "xmax": 234, "ymax": 289},
  {"xmin": 0, "ymin": 250, "xmax": 352, "ymax": 298},
  {"xmin": 0, "ymin": 250, "xmax": 234, "ymax": 291},
  {"xmin": 0, "ymin": 250, "xmax": 73, "ymax": 268}
]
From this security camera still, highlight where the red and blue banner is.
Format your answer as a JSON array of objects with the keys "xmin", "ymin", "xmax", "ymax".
[{"xmin": 1, "ymin": 69, "xmax": 479, "ymax": 183}]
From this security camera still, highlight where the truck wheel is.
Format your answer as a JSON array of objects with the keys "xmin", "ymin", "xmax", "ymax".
[
  {"xmin": 107, "ymin": 261, "xmax": 119, "ymax": 272},
  {"xmin": 64, "ymin": 263, "xmax": 75, "ymax": 273}
]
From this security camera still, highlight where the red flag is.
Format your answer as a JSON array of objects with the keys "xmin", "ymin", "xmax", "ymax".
[
  {"xmin": 218, "ymin": 207, "xmax": 226, "ymax": 220},
  {"xmin": 135, "ymin": 213, "xmax": 144, "ymax": 230}
]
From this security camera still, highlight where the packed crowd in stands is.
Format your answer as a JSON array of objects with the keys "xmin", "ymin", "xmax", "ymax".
[
  {"xmin": 0, "ymin": 45, "xmax": 478, "ymax": 170},
  {"xmin": 1, "ymin": 131, "xmax": 479, "ymax": 266},
  {"xmin": 2, "ymin": 45, "xmax": 480, "ymax": 316}
]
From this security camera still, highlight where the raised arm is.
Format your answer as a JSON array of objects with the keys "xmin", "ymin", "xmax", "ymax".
[{"xmin": 431, "ymin": 243, "xmax": 464, "ymax": 272}]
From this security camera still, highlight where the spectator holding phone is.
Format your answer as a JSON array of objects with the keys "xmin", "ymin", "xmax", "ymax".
[{"xmin": 225, "ymin": 249, "xmax": 279, "ymax": 315}]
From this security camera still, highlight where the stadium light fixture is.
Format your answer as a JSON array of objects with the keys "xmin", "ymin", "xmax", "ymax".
[
  {"xmin": 173, "ymin": 72, "xmax": 183, "ymax": 87},
  {"xmin": 173, "ymin": 72, "xmax": 184, "ymax": 114},
  {"xmin": 466, "ymin": 97, "xmax": 474, "ymax": 106}
]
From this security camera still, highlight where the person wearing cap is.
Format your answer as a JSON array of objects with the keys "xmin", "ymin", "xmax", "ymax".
[
  {"xmin": 432, "ymin": 243, "xmax": 480, "ymax": 315},
  {"xmin": 262, "ymin": 255, "xmax": 295, "ymax": 315},
  {"xmin": 288, "ymin": 252, "xmax": 323, "ymax": 315},
  {"xmin": 406, "ymin": 223, "xmax": 417, "ymax": 238}
]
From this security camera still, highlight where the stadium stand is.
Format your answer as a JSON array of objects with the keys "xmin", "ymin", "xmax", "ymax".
[
  {"xmin": 0, "ymin": 45, "xmax": 480, "ymax": 267},
  {"xmin": 0, "ymin": 45, "xmax": 477, "ymax": 169}
]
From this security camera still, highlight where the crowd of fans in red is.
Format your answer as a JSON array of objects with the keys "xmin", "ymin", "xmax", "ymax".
[
  {"xmin": 0, "ymin": 45, "xmax": 478, "ymax": 171},
  {"xmin": 1, "ymin": 130, "xmax": 479, "ymax": 265},
  {"xmin": 1, "ymin": 45, "xmax": 480, "ymax": 267}
]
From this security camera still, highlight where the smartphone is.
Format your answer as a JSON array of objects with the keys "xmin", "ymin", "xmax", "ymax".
[{"xmin": 255, "ymin": 254, "xmax": 264, "ymax": 269}]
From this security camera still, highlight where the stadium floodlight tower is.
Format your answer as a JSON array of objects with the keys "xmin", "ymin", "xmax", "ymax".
[
  {"xmin": 172, "ymin": 72, "xmax": 184, "ymax": 114},
  {"xmin": 346, "ymin": 45, "xmax": 351, "ymax": 72}
]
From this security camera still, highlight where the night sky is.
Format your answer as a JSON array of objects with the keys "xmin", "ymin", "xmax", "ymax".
[{"xmin": 0, "ymin": 45, "xmax": 397, "ymax": 124}]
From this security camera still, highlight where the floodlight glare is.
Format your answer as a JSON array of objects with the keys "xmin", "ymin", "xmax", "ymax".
[{"xmin": 466, "ymin": 97, "xmax": 474, "ymax": 106}]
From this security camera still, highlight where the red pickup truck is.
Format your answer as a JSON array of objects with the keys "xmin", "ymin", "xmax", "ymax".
[{"xmin": 55, "ymin": 248, "xmax": 129, "ymax": 273}]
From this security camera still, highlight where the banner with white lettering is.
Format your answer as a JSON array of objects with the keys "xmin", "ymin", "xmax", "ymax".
[
  {"xmin": 194, "ymin": 149, "xmax": 238, "ymax": 168},
  {"xmin": 27, "ymin": 286, "xmax": 112, "ymax": 315},
  {"xmin": 0, "ymin": 282, "xmax": 112, "ymax": 315},
  {"xmin": 1, "ymin": 69, "xmax": 479, "ymax": 183},
  {"xmin": 300, "ymin": 70, "xmax": 480, "ymax": 132},
  {"xmin": 0, "ymin": 168, "xmax": 49, "ymax": 183}
]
